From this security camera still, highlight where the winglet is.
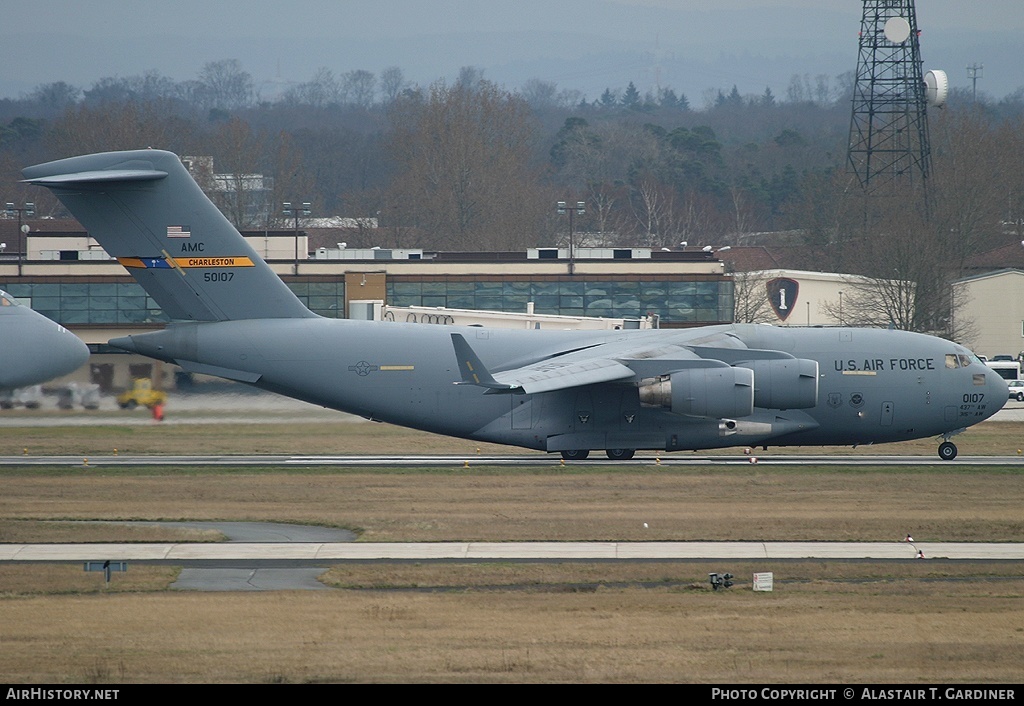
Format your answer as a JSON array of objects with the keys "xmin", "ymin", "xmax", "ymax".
[{"xmin": 451, "ymin": 334, "xmax": 516, "ymax": 390}]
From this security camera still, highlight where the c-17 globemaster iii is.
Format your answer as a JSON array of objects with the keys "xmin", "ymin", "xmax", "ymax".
[
  {"xmin": 23, "ymin": 149, "xmax": 1007, "ymax": 460},
  {"xmin": 0, "ymin": 288, "xmax": 90, "ymax": 390}
]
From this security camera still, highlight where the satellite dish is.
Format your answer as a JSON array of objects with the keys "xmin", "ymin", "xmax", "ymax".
[
  {"xmin": 924, "ymin": 70, "xmax": 949, "ymax": 108},
  {"xmin": 884, "ymin": 16, "xmax": 911, "ymax": 43}
]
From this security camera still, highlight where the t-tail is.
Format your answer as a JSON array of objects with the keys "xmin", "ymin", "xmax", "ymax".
[{"xmin": 22, "ymin": 149, "xmax": 315, "ymax": 322}]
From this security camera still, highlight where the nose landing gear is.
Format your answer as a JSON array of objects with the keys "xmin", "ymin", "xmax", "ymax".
[{"xmin": 938, "ymin": 441, "xmax": 958, "ymax": 461}]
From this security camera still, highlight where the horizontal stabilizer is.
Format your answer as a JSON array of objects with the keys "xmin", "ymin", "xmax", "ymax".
[{"xmin": 23, "ymin": 168, "xmax": 168, "ymax": 186}]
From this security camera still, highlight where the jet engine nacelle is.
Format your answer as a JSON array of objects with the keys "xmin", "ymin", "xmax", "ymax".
[
  {"xmin": 638, "ymin": 366, "xmax": 754, "ymax": 418},
  {"xmin": 735, "ymin": 358, "xmax": 819, "ymax": 409}
]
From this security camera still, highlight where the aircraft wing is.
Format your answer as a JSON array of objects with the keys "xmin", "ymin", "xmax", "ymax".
[{"xmin": 452, "ymin": 332, "xmax": 732, "ymax": 394}]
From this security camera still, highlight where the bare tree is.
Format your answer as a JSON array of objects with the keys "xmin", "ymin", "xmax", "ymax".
[
  {"xmin": 47, "ymin": 101, "xmax": 196, "ymax": 156},
  {"xmin": 929, "ymin": 107, "xmax": 1015, "ymax": 275},
  {"xmin": 520, "ymin": 79, "xmax": 559, "ymax": 111},
  {"xmin": 203, "ymin": 117, "xmax": 267, "ymax": 229},
  {"xmin": 27, "ymin": 82, "xmax": 80, "ymax": 117},
  {"xmin": 197, "ymin": 59, "xmax": 255, "ymax": 111},
  {"xmin": 732, "ymin": 270, "xmax": 777, "ymax": 323},
  {"xmin": 283, "ymin": 68, "xmax": 339, "ymax": 108},
  {"xmin": 386, "ymin": 80, "xmax": 546, "ymax": 250},
  {"xmin": 267, "ymin": 131, "xmax": 317, "ymax": 229},
  {"xmin": 342, "ymin": 70, "xmax": 376, "ymax": 109},
  {"xmin": 821, "ymin": 189, "xmax": 963, "ymax": 337},
  {"xmin": 379, "ymin": 66, "xmax": 407, "ymax": 104}
]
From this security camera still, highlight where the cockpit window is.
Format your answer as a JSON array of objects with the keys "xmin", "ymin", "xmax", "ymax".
[
  {"xmin": 948, "ymin": 350, "xmax": 983, "ymax": 368},
  {"xmin": 0, "ymin": 294, "xmax": 13, "ymax": 307}
]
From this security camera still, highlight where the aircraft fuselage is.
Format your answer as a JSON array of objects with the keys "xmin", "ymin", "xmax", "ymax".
[{"xmin": 112, "ymin": 318, "xmax": 1006, "ymax": 455}]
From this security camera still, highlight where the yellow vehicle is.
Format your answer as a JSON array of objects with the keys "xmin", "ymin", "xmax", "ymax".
[{"xmin": 117, "ymin": 378, "xmax": 167, "ymax": 409}]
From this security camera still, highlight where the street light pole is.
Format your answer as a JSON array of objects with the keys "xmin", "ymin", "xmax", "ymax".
[
  {"xmin": 6, "ymin": 202, "xmax": 35, "ymax": 277},
  {"xmin": 556, "ymin": 200, "xmax": 585, "ymax": 275},
  {"xmin": 282, "ymin": 201, "xmax": 311, "ymax": 275}
]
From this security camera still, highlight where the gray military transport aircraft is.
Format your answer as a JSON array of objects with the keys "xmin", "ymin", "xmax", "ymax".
[
  {"xmin": 23, "ymin": 149, "xmax": 1007, "ymax": 460},
  {"xmin": 0, "ymin": 288, "xmax": 90, "ymax": 390}
]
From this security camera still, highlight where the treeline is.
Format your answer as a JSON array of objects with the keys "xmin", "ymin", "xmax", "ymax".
[{"xmin": 1, "ymin": 59, "xmax": 1023, "ymax": 269}]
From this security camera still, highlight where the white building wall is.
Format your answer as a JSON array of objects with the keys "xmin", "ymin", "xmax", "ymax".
[{"xmin": 954, "ymin": 270, "xmax": 1024, "ymax": 359}]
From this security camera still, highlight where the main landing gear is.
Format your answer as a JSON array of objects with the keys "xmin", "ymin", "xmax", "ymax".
[
  {"xmin": 937, "ymin": 441, "xmax": 958, "ymax": 461},
  {"xmin": 559, "ymin": 448, "xmax": 637, "ymax": 461}
]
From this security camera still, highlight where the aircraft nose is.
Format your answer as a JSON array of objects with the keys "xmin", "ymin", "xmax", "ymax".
[
  {"xmin": 985, "ymin": 368, "xmax": 1009, "ymax": 416},
  {"xmin": 65, "ymin": 334, "xmax": 91, "ymax": 371},
  {"xmin": 50, "ymin": 329, "xmax": 91, "ymax": 377}
]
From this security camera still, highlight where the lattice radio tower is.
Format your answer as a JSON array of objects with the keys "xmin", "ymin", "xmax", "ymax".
[{"xmin": 847, "ymin": 0, "xmax": 942, "ymax": 195}]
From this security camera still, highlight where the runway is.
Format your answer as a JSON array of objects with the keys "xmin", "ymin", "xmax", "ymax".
[
  {"xmin": 4, "ymin": 540, "xmax": 1024, "ymax": 562},
  {"xmin": 3, "ymin": 453, "xmax": 1024, "ymax": 466}
]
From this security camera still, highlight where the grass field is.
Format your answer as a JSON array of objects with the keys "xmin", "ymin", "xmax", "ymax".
[{"xmin": 0, "ymin": 417, "xmax": 1023, "ymax": 683}]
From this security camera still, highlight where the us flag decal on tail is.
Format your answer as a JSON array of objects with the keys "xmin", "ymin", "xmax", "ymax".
[{"xmin": 166, "ymin": 225, "xmax": 191, "ymax": 238}]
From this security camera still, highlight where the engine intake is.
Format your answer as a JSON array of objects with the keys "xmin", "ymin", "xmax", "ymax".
[{"xmin": 735, "ymin": 358, "xmax": 819, "ymax": 409}]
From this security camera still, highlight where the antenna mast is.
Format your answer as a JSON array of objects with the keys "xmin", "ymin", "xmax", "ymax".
[{"xmin": 847, "ymin": 0, "xmax": 932, "ymax": 194}]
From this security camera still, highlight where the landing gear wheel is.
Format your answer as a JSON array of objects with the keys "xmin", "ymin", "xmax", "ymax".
[
  {"xmin": 938, "ymin": 441, "xmax": 958, "ymax": 461},
  {"xmin": 560, "ymin": 449, "xmax": 590, "ymax": 460},
  {"xmin": 605, "ymin": 448, "xmax": 635, "ymax": 460}
]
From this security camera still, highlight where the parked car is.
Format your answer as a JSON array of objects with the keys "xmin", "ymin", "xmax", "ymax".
[{"xmin": 1008, "ymin": 380, "xmax": 1024, "ymax": 402}]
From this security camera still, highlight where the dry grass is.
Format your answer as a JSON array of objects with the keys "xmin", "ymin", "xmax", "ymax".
[
  {"xmin": 1, "ymin": 418, "xmax": 1023, "ymax": 683},
  {"xmin": 2, "ymin": 416, "xmax": 1023, "ymax": 457},
  {"xmin": 0, "ymin": 420, "xmax": 521, "ymax": 457},
  {"xmin": 1, "ymin": 570, "xmax": 1022, "ymax": 683},
  {"xmin": 3, "ymin": 466, "xmax": 1024, "ymax": 543}
]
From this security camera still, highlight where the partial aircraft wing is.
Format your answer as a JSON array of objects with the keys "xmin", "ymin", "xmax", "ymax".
[{"xmin": 452, "ymin": 332, "xmax": 740, "ymax": 395}]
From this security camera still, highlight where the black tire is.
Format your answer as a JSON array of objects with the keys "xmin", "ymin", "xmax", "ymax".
[
  {"xmin": 938, "ymin": 441, "xmax": 958, "ymax": 461},
  {"xmin": 605, "ymin": 448, "xmax": 636, "ymax": 460},
  {"xmin": 560, "ymin": 449, "xmax": 590, "ymax": 460},
  {"xmin": 123, "ymin": 400, "xmax": 137, "ymax": 410},
  {"xmin": 1016, "ymin": 393, "xmax": 1023, "ymax": 402}
]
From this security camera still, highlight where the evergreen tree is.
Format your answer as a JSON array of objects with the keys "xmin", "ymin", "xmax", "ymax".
[{"xmin": 621, "ymin": 82, "xmax": 641, "ymax": 109}]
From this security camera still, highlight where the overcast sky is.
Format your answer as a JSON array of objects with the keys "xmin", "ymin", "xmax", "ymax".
[{"xmin": 2, "ymin": 0, "xmax": 1021, "ymax": 103}]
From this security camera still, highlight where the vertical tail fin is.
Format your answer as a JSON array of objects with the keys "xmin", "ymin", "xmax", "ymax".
[{"xmin": 23, "ymin": 149, "xmax": 315, "ymax": 322}]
